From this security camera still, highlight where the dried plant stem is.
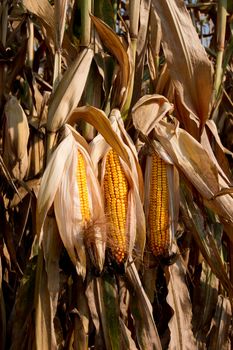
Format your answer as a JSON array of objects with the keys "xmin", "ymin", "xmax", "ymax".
[
  {"xmin": 129, "ymin": 0, "xmax": 140, "ymax": 40},
  {"xmin": 214, "ymin": 0, "xmax": 227, "ymax": 100},
  {"xmin": 80, "ymin": 0, "xmax": 92, "ymax": 47}
]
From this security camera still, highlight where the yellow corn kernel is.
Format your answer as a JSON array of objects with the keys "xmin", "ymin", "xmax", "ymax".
[
  {"xmin": 76, "ymin": 151, "xmax": 91, "ymax": 222},
  {"xmin": 104, "ymin": 149, "xmax": 129, "ymax": 263},
  {"xmin": 148, "ymin": 152, "xmax": 169, "ymax": 256}
]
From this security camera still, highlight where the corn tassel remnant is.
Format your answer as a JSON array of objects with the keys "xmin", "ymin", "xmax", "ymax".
[
  {"xmin": 104, "ymin": 149, "xmax": 129, "ymax": 263},
  {"xmin": 76, "ymin": 151, "xmax": 91, "ymax": 223},
  {"xmin": 149, "ymin": 152, "xmax": 169, "ymax": 256}
]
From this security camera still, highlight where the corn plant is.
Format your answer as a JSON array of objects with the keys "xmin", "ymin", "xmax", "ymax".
[{"xmin": 0, "ymin": 0, "xmax": 233, "ymax": 349}]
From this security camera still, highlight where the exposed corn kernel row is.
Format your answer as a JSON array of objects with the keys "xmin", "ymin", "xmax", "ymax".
[
  {"xmin": 104, "ymin": 149, "xmax": 129, "ymax": 263},
  {"xmin": 76, "ymin": 151, "xmax": 91, "ymax": 222},
  {"xmin": 149, "ymin": 152, "xmax": 169, "ymax": 256}
]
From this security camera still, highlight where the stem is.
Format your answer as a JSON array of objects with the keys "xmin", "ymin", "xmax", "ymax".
[
  {"xmin": 213, "ymin": 0, "xmax": 227, "ymax": 100},
  {"xmin": 129, "ymin": 0, "xmax": 140, "ymax": 39},
  {"xmin": 80, "ymin": 0, "xmax": 92, "ymax": 47}
]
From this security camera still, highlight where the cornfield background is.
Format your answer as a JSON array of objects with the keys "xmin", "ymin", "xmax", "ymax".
[{"xmin": 0, "ymin": 0, "xmax": 233, "ymax": 349}]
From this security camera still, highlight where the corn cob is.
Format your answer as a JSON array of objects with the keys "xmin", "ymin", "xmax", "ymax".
[
  {"xmin": 103, "ymin": 149, "xmax": 129, "ymax": 263},
  {"xmin": 149, "ymin": 152, "xmax": 169, "ymax": 256},
  {"xmin": 76, "ymin": 150, "xmax": 91, "ymax": 222}
]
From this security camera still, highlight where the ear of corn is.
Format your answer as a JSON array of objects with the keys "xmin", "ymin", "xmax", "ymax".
[
  {"xmin": 148, "ymin": 152, "xmax": 170, "ymax": 256},
  {"xmin": 103, "ymin": 149, "xmax": 129, "ymax": 264},
  {"xmin": 76, "ymin": 150, "xmax": 91, "ymax": 223}
]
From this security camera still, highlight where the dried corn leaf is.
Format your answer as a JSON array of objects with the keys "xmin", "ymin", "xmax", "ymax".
[
  {"xmin": 47, "ymin": 48, "xmax": 94, "ymax": 132},
  {"xmin": 90, "ymin": 14, "xmax": 130, "ymax": 109},
  {"xmin": 180, "ymin": 184, "xmax": 233, "ymax": 300},
  {"xmin": 152, "ymin": 0, "xmax": 213, "ymax": 135},
  {"xmin": 133, "ymin": 0, "xmax": 152, "ymax": 98},
  {"xmin": 126, "ymin": 259, "xmax": 162, "ymax": 350},
  {"xmin": 119, "ymin": 318, "xmax": 138, "ymax": 350},
  {"xmin": 68, "ymin": 105, "xmax": 130, "ymax": 166},
  {"xmin": 10, "ymin": 256, "xmax": 37, "ymax": 349},
  {"xmin": 22, "ymin": 0, "xmax": 76, "ymax": 60},
  {"xmin": 207, "ymin": 296, "xmax": 232, "ymax": 350},
  {"xmin": 165, "ymin": 258, "xmax": 197, "ymax": 350},
  {"xmin": 132, "ymin": 94, "xmax": 174, "ymax": 136},
  {"xmin": 192, "ymin": 261, "xmax": 219, "ymax": 348},
  {"xmin": 35, "ymin": 251, "xmax": 57, "ymax": 350},
  {"xmin": 4, "ymin": 96, "xmax": 29, "ymax": 180},
  {"xmin": 96, "ymin": 273, "xmax": 121, "ymax": 349}
]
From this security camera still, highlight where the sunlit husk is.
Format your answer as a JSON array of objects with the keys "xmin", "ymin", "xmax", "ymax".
[
  {"xmin": 3, "ymin": 96, "xmax": 29, "ymax": 180},
  {"xmin": 37, "ymin": 126, "xmax": 105, "ymax": 278},
  {"xmin": 90, "ymin": 113, "xmax": 146, "ymax": 263}
]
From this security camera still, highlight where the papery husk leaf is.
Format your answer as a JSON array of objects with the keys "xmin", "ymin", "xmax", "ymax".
[
  {"xmin": 192, "ymin": 261, "xmax": 219, "ymax": 348},
  {"xmin": 4, "ymin": 96, "xmax": 29, "ymax": 160},
  {"xmin": 47, "ymin": 48, "xmax": 94, "ymax": 132},
  {"xmin": 27, "ymin": 129, "xmax": 45, "ymax": 179},
  {"xmin": 207, "ymin": 295, "xmax": 232, "ymax": 350},
  {"xmin": 68, "ymin": 106, "xmax": 130, "ymax": 166},
  {"xmin": 165, "ymin": 258, "xmax": 197, "ymax": 350},
  {"xmin": 4, "ymin": 96, "xmax": 29, "ymax": 180},
  {"xmin": 35, "ymin": 250, "xmax": 57, "ymax": 350},
  {"xmin": 151, "ymin": 0, "xmax": 213, "ymax": 135},
  {"xmin": 132, "ymin": 94, "xmax": 174, "ymax": 136},
  {"xmin": 37, "ymin": 131, "xmax": 73, "ymax": 236},
  {"xmin": 96, "ymin": 273, "xmax": 121, "ymax": 350},
  {"xmin": 90, "ymin": 14, "xmax": 130, "ymax": 109},
  {"xmin": 53, "ymin": 135, "xmax": 106, "ymax": 277},
  {"xmin": 126, "ymin": 258, "xmax": 162, "ymax": 350}
]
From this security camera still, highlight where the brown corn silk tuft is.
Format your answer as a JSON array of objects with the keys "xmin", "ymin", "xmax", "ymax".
[
  {"xmin": 149, "ymin": 152, "xmax": 169, "ymax": 256},
  {"xmin": 104, "ymin": 149, "xmax": 129, "ymax": 263},
  {"xmin": 76, "ymin": 150, "xmax": 91, "ymax": 223}
]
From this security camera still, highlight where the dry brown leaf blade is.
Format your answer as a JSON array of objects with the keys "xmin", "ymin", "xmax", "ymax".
[
  {"xmin": 126, "ymin": 258, "xmax": 162, "ymax": 350},
  {"xmin": 90, "ymin": 14, "xmax": 130, "ymax": 108},
  {"xmin": 165, "ymin": 258, "xmax": 197, "ymax": 350},
  {"xmin": 152, "ymin": 0, "xmax": 213, "ymax": 134},
  {"xmin": 207, "ymin": 295, "xmax": 232, "ymax": 350},
  {"xmin": 47, "ymin": 48, "xmax": 94, "ymax": 132},
  {"xmin": 132, "ymin": 94, "xmax": 174, "ymax": 136},
  {"xmin": 68, "ymin": 106, "xmax": 130, "ymax": 166}
]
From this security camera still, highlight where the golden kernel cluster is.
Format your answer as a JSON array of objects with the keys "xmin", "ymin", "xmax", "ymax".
[{"xmin": 103, "ymin": 149, "xmax": 129, "ymax": 263}]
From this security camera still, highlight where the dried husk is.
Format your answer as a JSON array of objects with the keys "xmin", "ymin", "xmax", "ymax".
[
  {"xmin": 89, "ymin": 111, "xmax": 146, "ymax": 263},
  {"xmin": 37, "ymin": 126, "xmax": 106, "ymax": 278},
  {"xmin": 3, "ymin": 96, "xmax": 29, "ymax": 180}
]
